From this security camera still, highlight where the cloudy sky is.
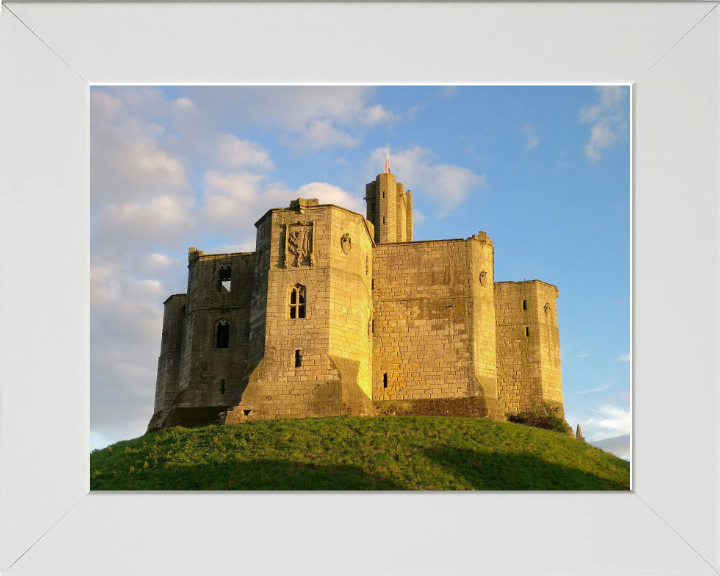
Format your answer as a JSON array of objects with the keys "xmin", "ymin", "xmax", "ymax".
[{"xmin": 90, "ymin": 85, "xmax": 631, "ymax": 460}]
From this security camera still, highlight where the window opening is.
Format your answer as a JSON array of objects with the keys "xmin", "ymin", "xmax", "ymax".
[
  {"xmin": 371, "ymin": 203, "xmax": 375, "ymax": 214},
  {"xmin": 525, "ymin": 327, "xmax": 530, "ymax": 338},
  {"xmin": 371, "ymin": 279, "xmax": 374, "ymax": 290},
  {"xmin": 219, "ymin": 267, "xmax": 231, "ymax": 292},
  {"xmin": 220, "ymin": 379, "xmax": 226, "ymax": 394},
  {"xmin": 383, "ymin": 373, "xmax": 388, "ymax": 388},
  {"xmin": 216, "ymin": 320, "xmax": 230, "ymax": 348},
  {"xmin": 383, "ymin": 217, "xmax": 386, "ymax": 224},
  {"xmin": 243, "ymin": 410, "xmax": 251, "ymax": 416},
  {"xmin": 290, "ymin": 285, "xmax": 307, "ymax": 319},
  {"xmin": 382, "ymin": 191, "xmax": 385, "ymax": 198},
  {"xmin": 522, "ymin": 300, "xmax": 527, "ymax": 311},
  {"xmin": 295, "ymin": 350, "xmax": 302, "ymax": 368},
  {"xmin": 372, "ymin": 320, "xmax": 375, "ymax": 333}
]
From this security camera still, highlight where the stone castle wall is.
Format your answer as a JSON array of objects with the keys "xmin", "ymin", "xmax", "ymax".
[
  {"xmin": 224, "ymin": 201, "xmax": 376, "ymax": 423},
  {"xmin": 153, "ymin": 294, "xmax": 186, "ymax": 414},
  {"xmin": 175, "ymin": 250, "xmax": 255, "ymax": 408},
  {"xmin": 148, "ymin": 179, "xmax": 564, "ymax": 432},
  {"xmin": 494, "ymin": 280, "xmax": 562, "ymax": 414},
  {"xmin": 371, "ymin": 237, "xmax": 497, "ymax": 405}
]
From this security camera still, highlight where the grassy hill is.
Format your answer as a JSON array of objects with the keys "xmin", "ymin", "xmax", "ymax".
[{"xmin": 90, "ymin": 416, "xmax": 630, "ymax": 491}]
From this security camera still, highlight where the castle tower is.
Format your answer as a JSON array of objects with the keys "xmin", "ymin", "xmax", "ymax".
[
  {"xmin": 365, "ymin": 166, "xmax": 413, "ymax": 244},
  {"xmin": 224, "ymin": 197, "xmax": 376, "ymax": 423},
  {"xmin": 494, "ymin": 280, "xmax": 563, "ymax": 415}
]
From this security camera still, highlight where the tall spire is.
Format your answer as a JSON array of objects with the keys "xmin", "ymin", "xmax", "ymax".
[{"xmin": 384, "ymin": 146, "xmax": 391, "ymax": 174}]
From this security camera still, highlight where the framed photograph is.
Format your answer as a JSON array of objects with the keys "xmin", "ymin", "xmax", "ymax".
[{"xmin": 1, "ymin": 2, "xmax": 718, "ymax": 575}]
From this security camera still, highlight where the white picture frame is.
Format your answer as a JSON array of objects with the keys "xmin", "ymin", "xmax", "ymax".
[{"xmin": 0, "ymin": 2, "xmax": 718, "ymax": 575}]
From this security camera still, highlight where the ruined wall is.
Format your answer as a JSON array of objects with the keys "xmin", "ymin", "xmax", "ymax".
[
  {"xmin": 225, "ymin": 200, "xmax": 375, "ymax": 422},
  {"xmin": 494, "ymin": 280, "xmax": 562, "ymax": 414},
  {"xmin": 153, "ymin": 294, "xmax": 186, "ymax": 414},
  {"xmin": 372, "ymin": 238, "xmax": 497, "ymax": 405},
  {"xmin": 175, "ymin": 250, "xmax": 255, "ymax": 407}
]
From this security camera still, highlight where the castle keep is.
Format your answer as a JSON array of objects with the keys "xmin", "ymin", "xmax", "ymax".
[{"xmin": 147, "ymin": 171, "xmax": 563, "ymax": 431}]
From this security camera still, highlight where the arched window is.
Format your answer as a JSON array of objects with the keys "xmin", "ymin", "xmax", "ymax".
[
  {"xmin": 290, "ymin": 285, "xmax": 306, "ymax": 319},
  {"xmin": 215, "ymin": 319, "xmax": 230, "ymax": 348}
]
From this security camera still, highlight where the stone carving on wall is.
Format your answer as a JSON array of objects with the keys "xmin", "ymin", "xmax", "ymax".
[
  {"xmin": 341, "ymin": 233, "xmax": 352, "ymax": 255},
  {"xmin": 479, "ymin": 270, "xmax": 487, "ymax": 286},
  {"xmin": 544, "ymin": 302, "xmax": 551, "ymax": 315},
  {"xmin": 285, "ymin": 222, "xmax": 314, "ymax": 267}
]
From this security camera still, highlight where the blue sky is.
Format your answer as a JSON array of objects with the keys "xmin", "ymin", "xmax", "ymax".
[{"xmin": 90, "ymin": 85, "xmax": 630, "ymax": 458}]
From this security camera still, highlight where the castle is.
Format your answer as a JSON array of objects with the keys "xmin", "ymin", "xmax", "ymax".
[{"xmin": 147, "ymin": 170, "xmax": 564, "ymax": 431}]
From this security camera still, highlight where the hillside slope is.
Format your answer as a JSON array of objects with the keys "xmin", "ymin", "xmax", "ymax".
[{"xmin": 90, "ymin": 416, "xmax": 630, "ymax": 490}]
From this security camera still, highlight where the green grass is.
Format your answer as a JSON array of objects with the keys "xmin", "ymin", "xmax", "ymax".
[{"xmin": 90, "ymin": 416, "xmax": 630, "ymax": 491}]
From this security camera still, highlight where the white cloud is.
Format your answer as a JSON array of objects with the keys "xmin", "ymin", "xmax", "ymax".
[
  {"xmin": 575, "ymin": 352, "xmax": 590, "ymax": 359},
  {"xmin": 174, "ymin": 97, "xmax": 194, "ymax": 110},
  {"xmin": 521, "ymin": 122, "xmax": 539, "ymax": 150},
  {"xmin": 588, "ymin": 434, "xmax": 630, "ymax": 461},
  {"xmin": 577, "ymin": 381, "xmax": 612, "ymax": 395},
  {"xmin": 367, "ymin": 146, "xmax": 486, "ymax": 217},
  {"xmin": 441, "ymin": 86, "xmax": 458, "ymax": 98},
  {"xmin": 185, "ymin": 86, "xmax": 398, "ymax": 150},
  {"xmin": 91, "ymin": 90, "xmax": 124, "ymax": 123},
  {"xmin": 289, "ymin": 119, "xmax": 360, "ymax": 149},
  {"xmin": 406, "ymin": 105, "xmax": 420, "ymax": 120},
  {"xmin": 216, "ymin": 135, "xmax": 274, "ymax": 170},
  {"xmin": 413, "ymin": 209, "xmax": 427, "ymax": 226},
  {"xmin": 619, "ymin": 353, "xmax": 631, "ymax": 362},
  {"xmin": 91, "ymin": 120, "xmax": 188, "ymax": 204},
  {"xmin": 296, "ymin": 182, "xmax": 365, "ymax": 213},
  {"xmin": 582, "ymin": 403, "xmax": 631, "ymax": 441},
  {"xmin": 359, "ymin": 104, "xmax": 398, "ymax": 126},
  {"xmin": 201, "ymin": 170, "xmax": 363, "ymax": 237},
  {"xmin": 204, "ymin": 243, "xmax": 255, "ymax": 255},
  {"xmin": 579, "ymin": 86, "xmax": 629, "ymax": 162},
  {"xmin": 90, "ymin": 256, "xmax": 179, "ymax": 442}
]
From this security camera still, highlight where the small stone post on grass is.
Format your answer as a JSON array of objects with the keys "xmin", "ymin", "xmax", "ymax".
[{"xmin": 576, "ymin": 424, "xmax": 585, "ymax": 442}]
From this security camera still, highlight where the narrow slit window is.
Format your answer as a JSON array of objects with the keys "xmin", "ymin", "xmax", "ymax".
[
  {"xmin": 295, "ymin": 350, "xmax": 302, "ymax": 368},
  {"xmin": 383, "ymin": 373, "xmax": 388, "ymax": 388},
  {"xmin": 522, "ymin": 300, "xmax": 527, "ymax": 310},
  {"xmin": 290, "ymin": 285, "xmax": 306, "ymax": 319},
  {"xmin": 219, "ymin": 267, "xmax": 232, "ymax": 293},
  {"xmin": 216, "ymin": 320, "xmax": 230, "ymax": 348},
  {"xmin": 383, "ymin": 217, "xmax": 386, "ymax": 224},
  {"xmin": 220, "ymin": 379, "xmax": 226, "ymax": 394},
  {"xmin": 371, "ymin": 279, "xmax": 374, "ymax": 290},
  {"xmin": 382, "ymin": 191, "xmax": 385, "ymax": 198},
  {"xmin": 372, "ymin": 320, "xmax": 375, "ymax": 333},
  {"xmin": 525, "ymin": 327, "xmax": 530, "ymax": 337},
  {"xmin": 371, "ymin": 203, "xmax": 375, "ymax": 214}
]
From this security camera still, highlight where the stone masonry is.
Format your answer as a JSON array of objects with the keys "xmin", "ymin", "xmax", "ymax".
[{"xmin": 147, "ymin": 171, "xmax": 564, "ymax": 431}]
